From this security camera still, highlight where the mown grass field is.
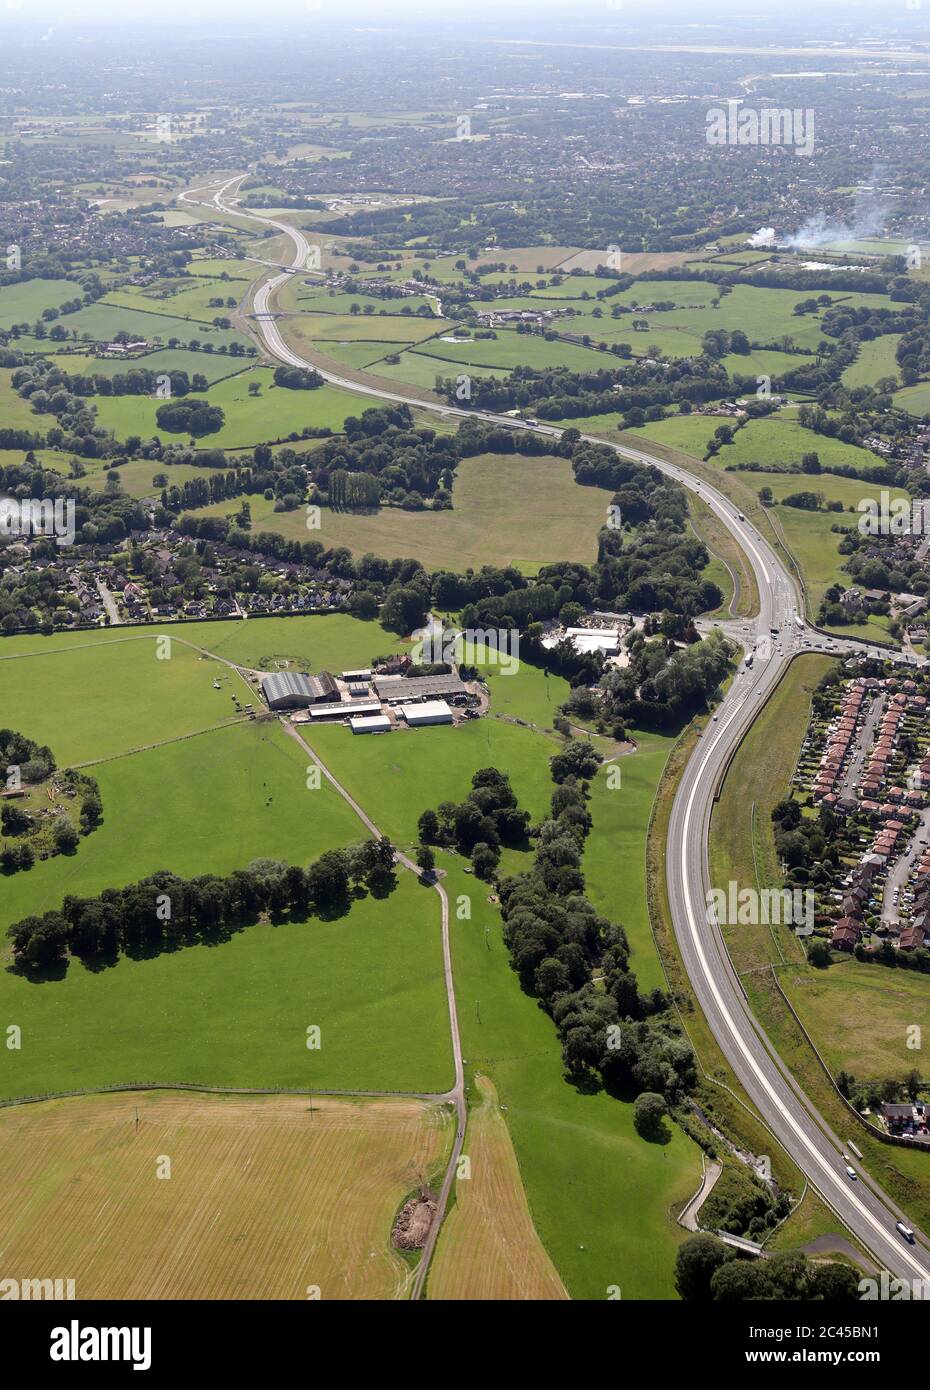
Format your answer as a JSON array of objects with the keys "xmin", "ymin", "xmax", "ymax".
[
  {"xmin": 782, "ymin": 961, "xmax": 930, "ymax": 1082},
  {"xmin": 0, "ymin": 1091, "xmax": 452, "ymax": 1299},
  {"xmin": 0, "ymin": 840, "xmax": 452, "ymax": 1096},
  {"xmin": 428, "ymin": 1074, "xmax": 568, "ymax": 1300},
  {"xmin": 0, "ymin": 618, "xmax": 454, "ymax": 1097},
  {"xmin": 582, "ymin": 732, "xmax": 679, "ymax": 996},
  {"xmin": 0, "ymin": 631, "xmax": 246, "ymax": 766},
  {"xmin": 0, "ymin": 612, "xmax": 400, "ymax": 675},
  {"xmin": 183, "ymin": 452, "xmax": 614, "ymax": 572}
]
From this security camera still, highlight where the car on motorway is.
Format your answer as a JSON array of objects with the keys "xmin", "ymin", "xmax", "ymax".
[
  {"xmin": 845, "ymin": 1165, "xmax": 857, "ymax": 1180},
  {"xmin": 897, "ymin": 1220, "xmax": 916, "ymax": 1244}
]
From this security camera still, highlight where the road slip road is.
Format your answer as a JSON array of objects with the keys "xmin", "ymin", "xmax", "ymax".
[{"xmin": 184, "ymin": 174, "xmax": 930, "ymax": 1284}]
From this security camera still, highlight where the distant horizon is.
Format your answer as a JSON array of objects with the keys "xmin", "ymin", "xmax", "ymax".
[{"xmin": 0, "ymin": 0, "xmax": 914, "ymax": 27}]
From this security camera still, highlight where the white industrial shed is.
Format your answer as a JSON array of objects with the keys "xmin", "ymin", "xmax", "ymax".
[
  {"xmin": 399, "ymin": 700, "xmax": 453, "ymax": 727},
  {"xmin": 309, "ymin": 700, "xmax": 380, "ymax": 720},
  {"xmin": 349, "ymin": 714, "xmax": 391, "ymax": 735}
]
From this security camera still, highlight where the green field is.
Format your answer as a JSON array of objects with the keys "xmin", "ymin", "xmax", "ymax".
[
  {"xmin": 894, "ymin": 381, "xmax": 930, "ymax": 418},
  {"xmin": 46, "ymin": 348, "xmax": 245, "ymax": 385},
  {"xmin": 82, "ymin": 458, "xmax": 223, "ymax": 499},
  {"xmin": 182, "ymin": 452, "xmax": 614, "ymax": 571},
  {"xmin": 0, "ymin": 278, "xmax": 83, "ymax": 329},
  {"xmin": 0, "ymin": 632, "xmax": 246, "ymax": 766},
  {"xmin": 0, "ymin": 368, "xmax": 49, "ymax": 431},
  {"xmin": 306, "ymin": 676, "xmax": 700, "ymax": 1298},
  {"xmin": 91, "ymin": 368, "xmax": 372, "ymax": 449},
  {"xmin": 0, "ymin": 612, "xmax": 402, "ymax": 677},
  {"xmin": 285, "ymin": 311, "xmax": 442, "ymax": 345},
  {"xmin": 626, "ymin": 412, "xmax": 900, "ymax": 638},
  {"xmin": 379, "ymin": 329, "xmax": 615, "ymax": 376},
  {"xmin": 842, "ymin": 335, "xmax": 901, "ymax": 390},
  {"xmin": 0, "ymin": 620, "xmax": 453, "ymax": 1097},
  {"xmin": 45, "ymin": 301, "xmax": 252, "ymax": 351},
  {"xmin": 0, "ymin": 727, "xmax": 451, "ymax": 1097},
  {"xmin": 783, "ymin": 960, "xmax": 930, "ymax": 1082},
  {"xmin": 722, "ymin": 348, "xmax": 815, "ymax": 380}
]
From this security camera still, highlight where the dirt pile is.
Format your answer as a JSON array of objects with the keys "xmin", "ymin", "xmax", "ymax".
[{"xmin": 392, "ymin": 1191, "xmax": 436, "ymax": 1250}]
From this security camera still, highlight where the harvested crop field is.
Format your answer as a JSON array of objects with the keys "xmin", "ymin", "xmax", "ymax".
[
  {"xmin": 428, "ymin": 1075, "xmax": 568, "ymax": 1301},
  {"xmin": 0, "ymin": 1091, "xmax": 453, "ymax": 1300}
]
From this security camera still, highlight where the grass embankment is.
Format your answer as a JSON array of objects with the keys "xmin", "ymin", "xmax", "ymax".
[{"xmin": 709, "ymin": 654, "xmax": 930, "ymax": 1235}]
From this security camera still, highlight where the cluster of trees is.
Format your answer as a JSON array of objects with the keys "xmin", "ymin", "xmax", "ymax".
[
  {"xmin": 424, "ymin": 752, "xmax": 697, "ymax": 1115},
  {"xmin": 327, "ymin": 469, "xmax": 381, "ymax": 510},
  {"xmin": 417, "ymin": 767, "xmax": 531, "ymax": 879},
  {"xmin": 17, "ymin": 364, "xmax": 210, "ymax": 399},
  {"xmin": 7, "ymin": 838, "xmax": 396, "ymax": 971},
  {"xmin": 781, "ymin": 490, "xmax": 844, "ymax": 513},
  {"xmin": 771, "ymin": 796, "xmax": 839, "ymax": 889},
  {"xmin": 697, "ymin": 1160, "xmax": 791, "ymax": 1240},
  {"xmin": 155, "ymin": 399, "xmax": 226, "ymax": 438},
  {"xmin": 436, "ymin": 356, "xmax": 731, "ymax": 423},
  {"xmin": 272, "ymin": 366, "xmax": 324, "ymax": 390},
  {"xmin": 674, "ymin": 1234, "xmax": 860, "ymax": 1302},
  {"xmin": 597, "ymin": 628, "xmax": 734, "ymax": 731},
  {"xmin": 1, "ymin": 730, "xmax": 102, "ymax": 873},
  {"xmin": 307, "ymin": 404, "xmax": 456, "ymax": 508},
  {"xmin": 837, "ymin": 1066, "xmax": 926, "ymax": 1114}
]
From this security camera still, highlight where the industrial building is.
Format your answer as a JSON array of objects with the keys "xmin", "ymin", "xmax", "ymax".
[
  {"xmin": 261, "ymin": 671, "xmax": 338, "ymax": 710},
  {"xmin": 398, "ymin": 700, "xmax": 453, "ymax": 727},
  {"xmin": 349, "ymin": 714, "xmax": 391, "ymax": 735},
  {"xmin": 374, "ymin": 674, "xmax": 467, "ymax": 704}
]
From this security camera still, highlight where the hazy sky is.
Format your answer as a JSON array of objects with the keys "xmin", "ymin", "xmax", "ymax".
[{"xmin": 0, "ymin": 0, "xmax": 910, "ymax": 24}]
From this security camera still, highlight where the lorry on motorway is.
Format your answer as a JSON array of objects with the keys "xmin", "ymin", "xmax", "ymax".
[
  {"xmin": 897, "ymin": 1220, "xmax": 916, "ymax": 1244},
  {"xmin": 737, "ymin": 511, "xmax": 745, "ymax": 521}
]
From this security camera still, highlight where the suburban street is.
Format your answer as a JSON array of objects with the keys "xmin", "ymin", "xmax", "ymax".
[{"xmin": 186, "ymin": 173, "xmax": 930, "ymax": 1284}]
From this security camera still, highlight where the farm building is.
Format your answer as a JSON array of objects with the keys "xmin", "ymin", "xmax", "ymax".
[
  {"xmin": 261, "ymin": 671, "xmax": 338, "ymax": 710},
  {"xmin": 309, "ymin": 700, "xmax": 381, "ymax": 720},
  {"xmin": 349, "ymin": 714, "xmax": 391, "ymax": 735},
  {"xmin": 399, "ymin": 700, "xmax": 453, "ymax": 727},
  {"xmin": 374, "ymin": 674, "xmax": 467, "ymax": 704}
]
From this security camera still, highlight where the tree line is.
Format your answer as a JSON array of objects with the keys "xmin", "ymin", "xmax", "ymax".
[{"xmin": 7, "ymin": 838, "xmax": 397, "ymax": 973}]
